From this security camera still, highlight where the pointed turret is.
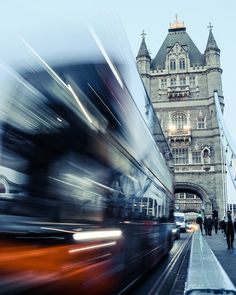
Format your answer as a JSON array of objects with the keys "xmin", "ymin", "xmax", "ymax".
[
  {"xmin": 204, "ymin": 23, "xmax": 223, "ymax": 97},
  {"xmin": 205, "ymin": 23, "xmax": 220, "ymax": 53},
  {"xmin": 137, "ymin": 32, "xmax": 151, "ymax": 60},
  {"xmin": 205, "ymin": 23, "xmax": 221, "ymax": 70},
  {"xmin": 136, "ymin": 31, "xmax": 151, "ymax": 75},
  {"xmin": 136, "ymin": 31, "xmax": 151, "ymax": 95}
]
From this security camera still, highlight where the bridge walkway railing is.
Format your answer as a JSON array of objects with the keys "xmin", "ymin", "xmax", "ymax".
[{"xmin": 185, "ymin": 230, "xmax": 236, "ymax": 294}]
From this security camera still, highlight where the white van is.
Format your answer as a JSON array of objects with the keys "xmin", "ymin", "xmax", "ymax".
[{"xmin": 174, "ymin": 212, "xmax": 186, "ymax": 232}]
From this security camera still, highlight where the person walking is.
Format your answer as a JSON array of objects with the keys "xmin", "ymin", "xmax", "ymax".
[
  {"xmin": 220, "ymin": 217, "xmax": 227, "ymax": 239},
  {"xmin": 207, "ymin": 217, "xmax": 213, "ymax": 236},
  {"xmin": 203, "ymin": 217, "xmax": 208, "ymax": 235},
  {"xmin": 196, "ymin": 214, "xmax": 203, "ymax": 233},
  {"xmin": 213, "ymin": 217, "xmax": 218, "ymax": 234},
  {"xmin": 225, "ymin": 211, "xmax": 234, "ymax": 249}
]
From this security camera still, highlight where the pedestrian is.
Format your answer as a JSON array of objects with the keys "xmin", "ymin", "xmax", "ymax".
[
  {"xmin": 203, "ymin": 217, "xmax": 208, "ymax": 235},
  {"xmin": 219, "ymin": 217, "xmax": 226, "ymax": 238},
  {"xmin": 234, "ymin": 218, "xmax": 236, "ymax": 232},
  {"xmin": 213, "ymin": 217, "xmax": 218, "ymax": 234},
  {"xmin": 196, "ymin": 214, "xmax": 203, "ymax": 233},
  {"xmin": 225, "ymin": 210, "xmax": 234, "ymax": 249},
  {"xmin": 207, "ymin": 217, "xmax": 213, "ymax": 236}
]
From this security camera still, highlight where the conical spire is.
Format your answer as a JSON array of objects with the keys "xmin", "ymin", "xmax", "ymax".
[
  {"xmin": 205, "ymin": 23, "xmax": 220, "ymax": 53},
  {"xmin": 136, "ymin": 30, "xmax": 151, "ymax": 60}
]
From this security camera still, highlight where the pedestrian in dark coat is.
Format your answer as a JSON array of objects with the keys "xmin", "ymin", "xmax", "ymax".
[
  {"xmin": 203, "ymin": 217, "xmax": 208, "ymax": 235},
  {"xmin": 220, "ymin": 217, "xmax": 226, "ymax": 236},
  {"xmin": 213, "ymin": 217, "xmax": 218, "ymax": 234},
  {"xmin": 196, "ymin": 215, "xmax": 203, "ymax": 233},
  {"xmin": 207, "ymin": 217, "xmax": 213, "ymax": 236},
  {"xmin": 226, "ymin": 211, "xmax": 234, "ymax": 249}
]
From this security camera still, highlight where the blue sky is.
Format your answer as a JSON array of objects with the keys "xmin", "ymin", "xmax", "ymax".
[{"xmin": 0, "ymin": 0, "xmax": 235, "ymax": 139}]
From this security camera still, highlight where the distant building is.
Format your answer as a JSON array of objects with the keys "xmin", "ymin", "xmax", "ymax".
[{"xmin": 136, "ymin": 17, "xmax": 225, "ymax": 218}]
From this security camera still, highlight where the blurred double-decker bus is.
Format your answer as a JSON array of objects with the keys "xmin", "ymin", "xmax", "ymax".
[{"xmin": 0, "ymin": 35, "xmax": 174, "ymax": 294}]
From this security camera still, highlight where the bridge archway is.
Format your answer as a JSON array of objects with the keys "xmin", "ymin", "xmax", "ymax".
[{"xmin": 174, "ymin": 182, "xmax": 212, "ymax": 215}]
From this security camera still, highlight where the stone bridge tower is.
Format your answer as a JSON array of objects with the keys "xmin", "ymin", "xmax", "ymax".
[{"xmin": 136, "ymin": 18, "xmax": 225, "ymax": 219}]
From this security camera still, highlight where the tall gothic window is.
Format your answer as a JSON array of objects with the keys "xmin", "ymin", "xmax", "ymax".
[
  {"xmin": 161, "ymin": 78, "xmax": 167, "ymax": 89},
  {"xmin": 180, "ymin": 77, "xmax": 186, "ymax": 86},
  {"xmin": 179, "ymin": 58, "xmax": 185, "ymax": 69},
  {"xmin": 197, "ymin": 117, "xmax": 206, "ymax": 129},
  {"xmin": 172, "ymin": 113, "xmax": 187, "ymax": 129},
  {"xmin": 192, "ymin": 151, "xmax": 201, "ymax": 164},
  {"xmin": 189, "ymin": 76, "xmax": 196, "ymax": 87},
  {"xmin": 170, "ymin": 59, "xmax": 176, "ymax": 70},
  {"xmin": 172, "ymin": 148, "xmax": 189, "ymax": 164},
  {"xmin": 170, "ymin": 78, "xmax": 176, "ymax": 86}
]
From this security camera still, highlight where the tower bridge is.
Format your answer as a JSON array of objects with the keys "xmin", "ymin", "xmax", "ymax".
[
  {"xmin": 0, "ymin": 9, "xmax": 236, "ymax": 294},
  {"xmin": 136, "ymin": 17, "xmax": 235, "ymax": 219}
]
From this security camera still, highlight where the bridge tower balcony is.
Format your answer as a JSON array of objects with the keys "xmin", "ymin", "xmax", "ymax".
[
  {"xmin": 167, "ymin": 85, "xmax": 190, "ymax": 100},
  {"xmin": 168, "ymin": 126, "xmax": 191, "ymax": 145}
]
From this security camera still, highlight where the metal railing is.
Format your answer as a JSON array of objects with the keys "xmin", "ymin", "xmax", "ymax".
[{"xmin": 184, "ymin": 231, "xmax": 236, "ymax": 294}]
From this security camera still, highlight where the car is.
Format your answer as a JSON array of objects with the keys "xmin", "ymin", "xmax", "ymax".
[
  {"xmin": 172, "ymin": 223, "xmax": 181, "ymax": 240},
  {"xmin": 174, "ymin": 212, "xmax": 186, "ymax": 232}
]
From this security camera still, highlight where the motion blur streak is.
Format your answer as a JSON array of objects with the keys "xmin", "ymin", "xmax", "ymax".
[
  {"xmin": 41, "ymin": 227, "xmax": 76, "ymax": 234},
  {"xmin": 48, "ymin": 176, "xmax": 102, "ymax": 196},
  {"xmin": 73, "ymin": 230, "xmax": 122, "ymax": 241},
  {"xmin": 20, "ymin": 37, "xmax": 69, "ymax": 91},
  {"xmin": 69, "ymin": 241, "xmax": 116, "ymax": 253},
  {"xmin": 0, "ymin": 64, "xmax": 40, "ymax": 97},
  {"xmin": 0, "ymin": 6, "xmax": 174, "ymax": 294},
  {"xmin": 89, "ymin": 26, "xmax": 124, "ymax": 89},
  {"xmin": 83, "ymin": 176, "xmax": 123, "ymax": 193},
  {"xmin": 22, "ymin": 37, "xmax": 94, "ymax": 125},
  {"xmin": 87, "ymin": 82, "xmax": 121, "ymax": 125},
  {"xmin": 67, "ymin": 84, "xmax": 93, "ymax": 124}
]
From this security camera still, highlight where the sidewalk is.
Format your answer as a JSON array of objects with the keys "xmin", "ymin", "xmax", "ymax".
[{"xmin": 204, "ymin": 231, "xmax": 236, "ymax": 287}]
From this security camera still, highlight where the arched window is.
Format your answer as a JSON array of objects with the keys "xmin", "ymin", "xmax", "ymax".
[
  {"xmin": 179, "ymin": 58, "xmax": 185, "ymax": 69},
  {"xmin": 197, "ymin": 111, "xmax": 206, "ymax": 129},
  {"xmin": 202, "ymin": 147, "xmax": 211, "ymax": 164},
  {"xmin": 0, "ymin": 183, "xmax": 6, "ymax": 193},
  {"xmin": 0, "ymin": 178, "xmax": 8, "ymax": 194},
  {"xmin": 170, "ymin": 59, "xmax": 176, "ymax": 70},
  {"xmin": 172, "ymin": 113, "xmax": 187, "ymax": 129}
]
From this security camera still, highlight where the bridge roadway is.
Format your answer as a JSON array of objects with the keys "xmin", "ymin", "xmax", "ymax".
[
  {"xmin": 124, "ymin": 230, "xmax": 236, "ymax": 295},
  {"xmin": 124, "ymin": 233, "xmax": 191, "ymax": 295}
]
